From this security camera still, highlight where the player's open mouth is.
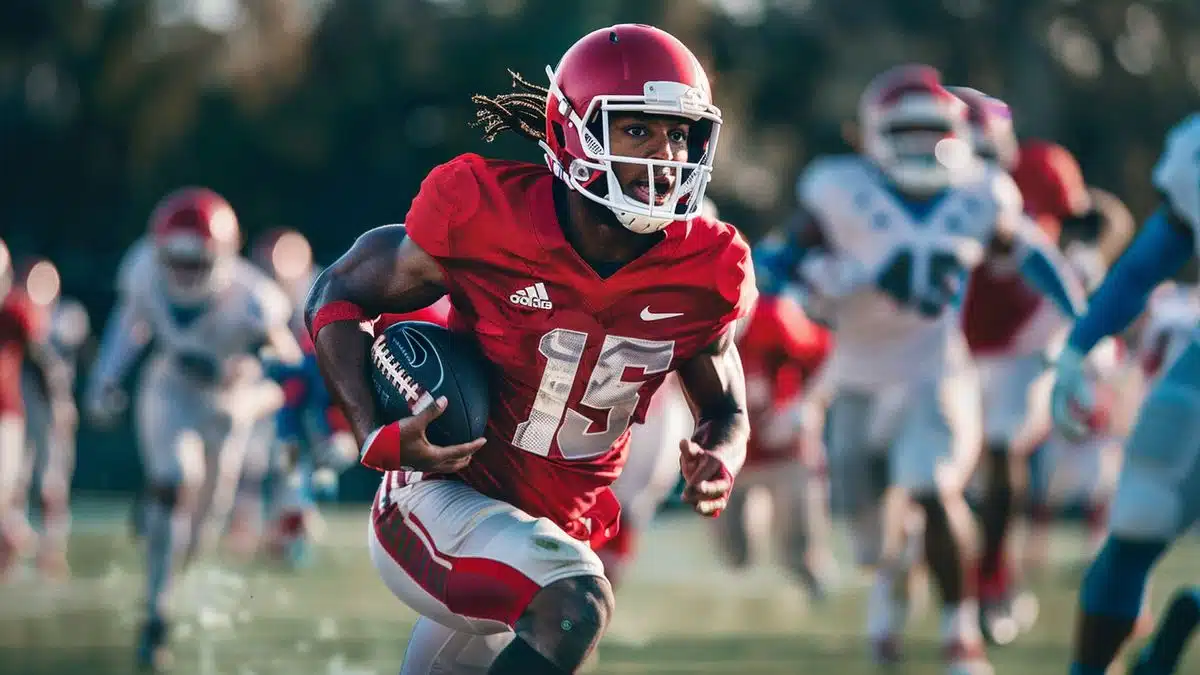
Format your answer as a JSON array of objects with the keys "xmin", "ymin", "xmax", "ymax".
[{"xmin": 629, "ymin": 176, "xmax": 673, "ymax": 206}]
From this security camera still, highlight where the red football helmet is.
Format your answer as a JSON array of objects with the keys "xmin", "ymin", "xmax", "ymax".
[
  {"xmin": 0, "ymin": 239, "xmax": 11, "ymax": 302},
  {"xmin": 948, "ymin": 86, "xmax": 1018, "ymax": 169},
  {"xmin": 149, "ymin": 187, "xmax": 240, "ymax": 305},
  {"xmin": 16, "ymin": 256, "xmax": 61, "ymax": 308},
  {"xmin": 542, "ymin": 24, "xmax": 722, "ymax": 233},
  {"xmin": 859, "ymin": 65, "xmax": 972, "ymax": 195}
]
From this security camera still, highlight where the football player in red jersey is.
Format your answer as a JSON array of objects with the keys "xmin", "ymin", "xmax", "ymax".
[
  {"xmin": 954, "ymin": 88, "xmax": 1132, "ymax": 641},
  {"xmin": 306, "ymin": 24, "xmax": 755, "ymax": 674},
  {"xmin": 0, "ymin": 240, "xmax": 72, "ymax": 578},
  {"xmin": 13, "ymin": 257, "xmax": 86, "ymax": 579},
  {"xmin": 713, "ymin": 266, "xmax": 834, "ymax": 598}
]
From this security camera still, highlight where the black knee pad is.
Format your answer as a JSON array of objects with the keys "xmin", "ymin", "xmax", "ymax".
[{"xmin": 514, "ymin": 574, "xmax": 614, "ymax": 669}]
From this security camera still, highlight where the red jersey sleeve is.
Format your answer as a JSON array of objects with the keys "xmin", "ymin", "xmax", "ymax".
[
  {"xmin": 715, "ymin": 230, "xmax": 758, "ymax": 333},
  {"xmin": 404, "ymin": 154, "xmax": 487, "ymax": 261},
  {"xmin": 4, "ymin": 292, "xmax": 44, "ymax": 344},
  {"xmin": 766, "ymin": 295, "xmax": 831, "ymax": 375}
]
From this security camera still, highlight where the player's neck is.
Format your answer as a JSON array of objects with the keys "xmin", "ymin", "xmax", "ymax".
[{"xmin": 556, "ymin": 182, "xmax": 662, "ymax": 272}]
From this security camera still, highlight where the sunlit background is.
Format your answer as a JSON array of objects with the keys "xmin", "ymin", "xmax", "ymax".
[
  {"xmin": 2, "ymin": 2, "xmax": 1200, "ymax": 673},
  {"xmin": 5, "ymin": 0, "xmax": 1194, "ymax": 488}
]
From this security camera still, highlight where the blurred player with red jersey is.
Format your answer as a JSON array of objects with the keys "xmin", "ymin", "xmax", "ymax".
[
  {"xmin": 306, "ymin": 25, "xmax": 755, "ymax": 675},
  {"xmin": 713, "ymin": 272, "xmax": 835, "ymax": 598},
  {"xmin": 954, "ymin": 86, "xmax": 1108, "ymax": 641},
  {"xmin": 0, "ymin": 240, "xmax": 71, "ymax": 578}
]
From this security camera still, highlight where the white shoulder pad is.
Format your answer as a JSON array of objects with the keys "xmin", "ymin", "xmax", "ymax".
[
  {"xmin": 795, "ymin": 154, "xmax": 864, "ymax": 215},
  {"xmin": 987, "ymin": 165, "xmax": 1024, "ymax": 219},
  {"xmin": 233, "ymin": 258, "xmax": 293, "ymax": 331},
  {"xmin": 116, "ymin": 238, "xmax": 155, "ymax": 297},
  {"xmin": 1152, "ymin": 113, "xmax": 1200, "ymax": 232}
]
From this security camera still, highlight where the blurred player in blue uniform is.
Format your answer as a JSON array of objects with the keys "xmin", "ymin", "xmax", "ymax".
[{"xmin": 1051, "ymin": 114, "xmax": 1200, "ymax": 675}]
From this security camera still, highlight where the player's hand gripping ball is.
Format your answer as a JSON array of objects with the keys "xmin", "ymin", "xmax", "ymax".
[{"xmin": 360, "ymin": 321, "xmax": 490, "ymax": 473}]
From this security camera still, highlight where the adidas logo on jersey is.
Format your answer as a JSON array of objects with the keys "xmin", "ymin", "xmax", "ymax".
[{"xmin": 510, "ymin": 282, "xmax": 553, "ymax": 310}]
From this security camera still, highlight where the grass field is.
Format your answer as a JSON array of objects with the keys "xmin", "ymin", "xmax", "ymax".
[{"xmin": 0, "ymin": 496, "xmax": 1197, "ymax": 675}]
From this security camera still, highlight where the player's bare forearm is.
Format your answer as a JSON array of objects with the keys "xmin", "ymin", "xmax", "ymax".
[
  {"xmin": 88, "ymin": 301, "xmax": 148, "ymax": 393},
  {"xmin": 305, "ymin": 225, "xmax": 447, "ymax": 445},
  {"xmin": 264, "ymin": 324, "xmax": 303, "ymax": 366},
  {"xmin": 677, "ymin": 335, "xmax": 750, "ymax": 477},
  {"xmin": 26, "ymin": 340, "xmax": 71, "ymax": 404}
]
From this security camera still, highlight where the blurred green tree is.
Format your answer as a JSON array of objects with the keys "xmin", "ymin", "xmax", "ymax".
[{"xmin": 2, "ymin": 0, "xmax": 1198, "ymax": 493}]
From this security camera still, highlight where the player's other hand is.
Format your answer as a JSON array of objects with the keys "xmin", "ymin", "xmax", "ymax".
[
  {"xmin": 1050, "ymin": 346, "xmax": 1093, "ymax": 442},
  {"xmin": 359, "ymin": 396, "xmax": 486, "ymax": 473},
  {"xmin": 679, "ymin": 439, "xmax": 734, "ymax": 517}
]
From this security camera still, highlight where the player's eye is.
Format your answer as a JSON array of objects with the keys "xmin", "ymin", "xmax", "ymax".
[
  {"xmin": 669, "ymin": 128, "xmax": 689, "ymax": 144},
  {"xmin": 624, "ymin": 124, "xmax": 648, "ymax": 138}
]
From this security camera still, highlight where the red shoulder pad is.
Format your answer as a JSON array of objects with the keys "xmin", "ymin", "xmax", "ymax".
[{"xmin": 404, "ymin": 154, "xmax": 486, "ymax": 259}]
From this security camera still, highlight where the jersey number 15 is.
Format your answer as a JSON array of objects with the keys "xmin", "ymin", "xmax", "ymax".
[{"xmin": 512, "ymin": 328, "xmax": 675, "ymax": 461}]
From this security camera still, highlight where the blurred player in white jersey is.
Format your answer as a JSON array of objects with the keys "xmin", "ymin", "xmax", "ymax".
[
  {"xmin": 85, "ymin": 188, "xmax": 302, "ymax": 670},
  {"xmin": 761, "ymin": 66, "xmax": 1087, "ymax": 675},
  {"xmin": 15, "ymin": 257, "xmax": 88, "ymax": 578}
]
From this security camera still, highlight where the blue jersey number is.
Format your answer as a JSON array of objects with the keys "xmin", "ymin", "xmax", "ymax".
[{"xmin": 876, "ymin": 249, "xmax": 966, "ymax": 317}]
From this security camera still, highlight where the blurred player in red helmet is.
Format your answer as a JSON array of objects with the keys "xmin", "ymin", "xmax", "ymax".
[
  {"xmin": 306, "ymin": 24, "xmax": 757, "ymax": 674},
  {"xmin": 12, "ymin": 256, "xmax": 88, "ymax": 579},
  {"xmin": 0, "ymin": 241, "xmax": 73, "ymax": 580},
  {"xmin": 756, "ymin": 68, "xmax": 1086, "ymax": 675}
]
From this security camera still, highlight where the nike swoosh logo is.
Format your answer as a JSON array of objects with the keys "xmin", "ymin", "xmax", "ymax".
[{"xmin": 640, "ymin": 307, "xmax": 684, "ymax": 321}]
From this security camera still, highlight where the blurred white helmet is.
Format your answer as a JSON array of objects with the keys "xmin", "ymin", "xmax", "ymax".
[
  {"xmin": 859, "ymin": 65, "xmax": 972, "ymax": 195},
  {"xmin": 947, "ymin": 86, "xmax": 1018, "ymax": 170}
]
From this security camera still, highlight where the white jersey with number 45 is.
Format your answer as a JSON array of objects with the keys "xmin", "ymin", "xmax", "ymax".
[{"xmin": 800, "ymin": 155, "xmax": 1024, "ymax": 389}]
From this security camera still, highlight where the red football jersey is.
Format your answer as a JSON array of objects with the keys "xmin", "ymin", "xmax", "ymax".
[
  {"xmin": 962, "ymin": 141, "xmax": 1088, "ymax": 355},
  {"xmin": 738, "ymin": 295, "xmax": 830, "ymax": 465},
  {"xmin": 396, "ymin": 153, "xmax": 756, "ymax": 547},
  {"xmin": 0, "ymin": 290, "xmax": 43, "ymax": 415}
]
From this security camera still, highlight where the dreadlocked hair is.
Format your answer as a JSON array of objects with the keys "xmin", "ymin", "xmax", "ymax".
[{"xmin": 470, "ymin": 70, "xmax": 550, "ymax": 144}]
